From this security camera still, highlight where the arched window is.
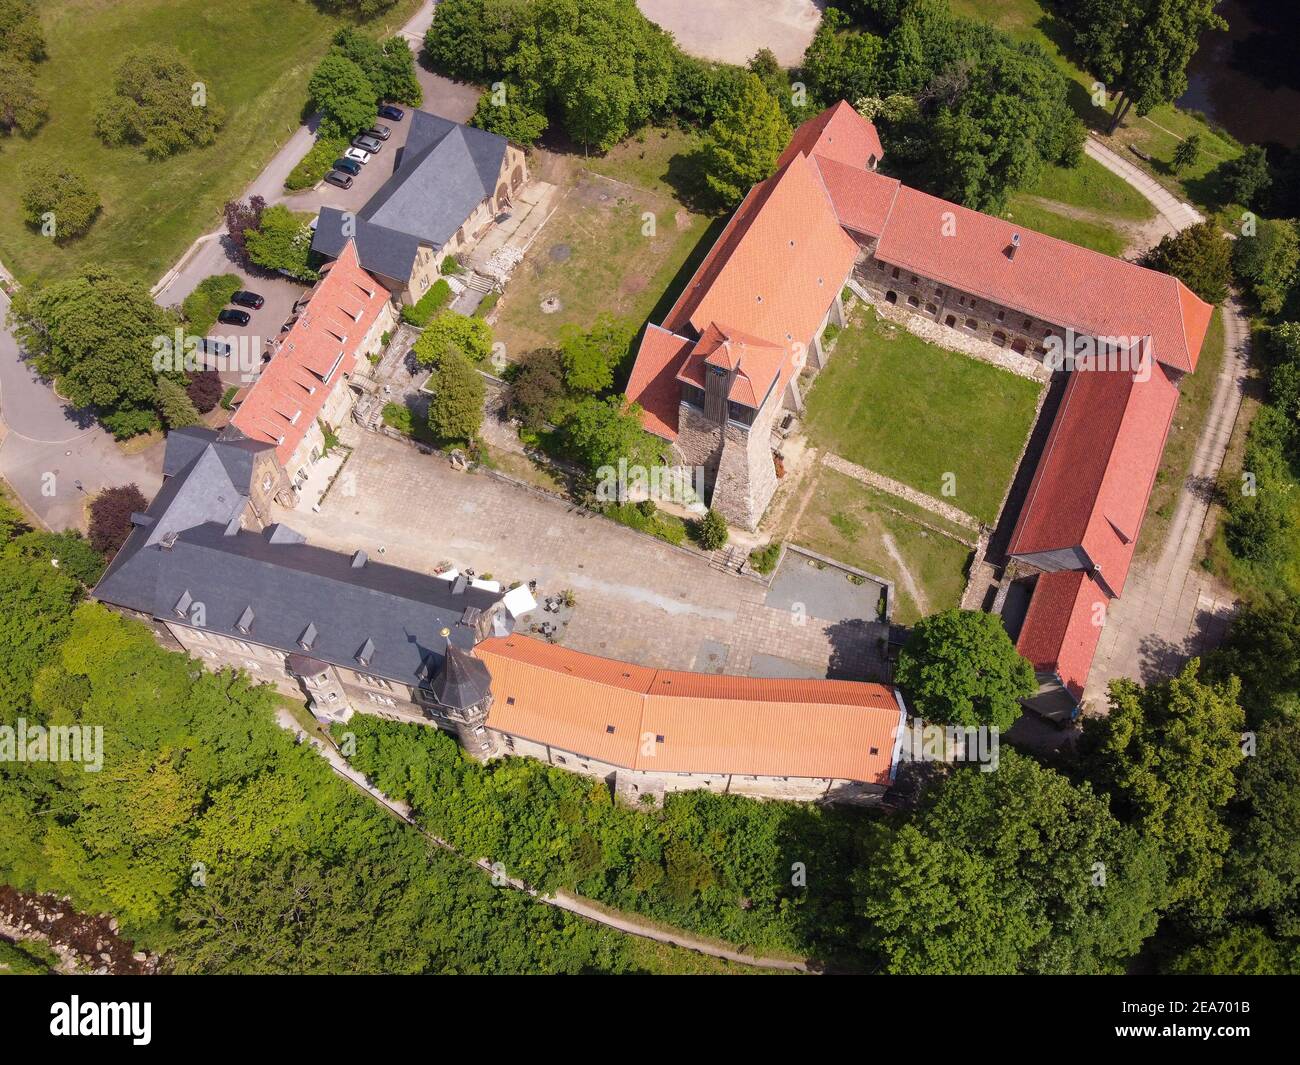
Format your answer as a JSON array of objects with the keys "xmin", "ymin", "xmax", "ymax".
[
  {"xmin": 907, "ymin": 295, "xmax": 919, "ymax": 307},
  {"xmin": 992, "ymin": 331, "xmax": 1007, "ymax": 347},
  {"xmin": 885, "ymin": 290, "xmax": 898, "ymax": 304},
  {"xmin": 945, "ymin": 314, "xmax": 956, "ymax": 328},
  {"xmin": 965, "ymin": 318, "xmax": 977, "ymax": 330},
  {"xmin": 925, "ymin": 303, "xmax": 937, "ymax": 316}
]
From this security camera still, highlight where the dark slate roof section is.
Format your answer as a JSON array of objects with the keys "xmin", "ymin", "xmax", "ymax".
[
  {"xmin": 161, "ymin": 427, "xmax": 213, "ymax": 477},
  {"xmin": 430, "ymin": 643, "xmax": 493, "ymax": 711},
  {"xmin": 311, "ymin": 208, "xmax": 422, "ymax": 286},
  {"xmin": 96, "ymin": 520, "xmax": 503, "ymax": 689},
  {"xmin": 310, "ymin": 112, "xmax": 507, "ymax": 282}
]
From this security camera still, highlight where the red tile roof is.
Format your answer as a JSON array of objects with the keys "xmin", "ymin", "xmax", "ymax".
[
  {"xmin": 872, "ymin": 183, "xmax": 1209, "ymax": 373},
  {"xmin": 1016, "ymin": 570, "xmax": 1109, "ymax": 700},
  {"xmin": 1009, "ymin": 359, "xmax": 1180, "ymax": 597},
  {"xmin": 778, "ymin": 99, "xmax": 885, "ymax": 172},
  {"xmin": 814, "ymin": 157, "xmax": 900, "ymax": 237},
  {"xmin": 230, "ymin": 240, "xmax": 388, "ymax": 466},
  {"xmin": 477, "ymin": 635, "xmax": 903, "ymax": 783},
  {"xmin": 624, "ymin": 324, "xmax": 693, "ymax": 440}
]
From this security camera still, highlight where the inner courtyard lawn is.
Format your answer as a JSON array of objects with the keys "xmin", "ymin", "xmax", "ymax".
[
  {"xmin": 803, "ymin": 309, "xmax": 1042, "ymax": 525},
  {"xmin": 0, "ymin": 0, "xmax": 420, "ymax": 285}
]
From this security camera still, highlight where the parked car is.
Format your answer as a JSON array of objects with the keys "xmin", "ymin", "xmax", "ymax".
[
  {"xmin": 217, "ymin": 308, "xmax": 251, "ymax": 327},
  {"xmin": 365, "ymin": 124, "xmax": 392, "ymax": 141},
  {"xmin": 378, "ymin": 105, "xmax": 404, "ymax": 122},
  {"xmin": 333, "ymin": 157, "xmax": 362, "ymax": 176},
  {"xmin": 343, "ymin": 146, "xmax": 371, "ymax": 165},
  {"xmin": 230, "ymin": 290, "xmax": 264, "ymax": 310},
  {"xmin": 351, "ymin": 135, "xmax": 382, "ymax": 154},
  {"xmin": 324, "ymin": 171, "xmax": 354, "ymax": 190},
  {"xmin": 196, "ymin": 337, "xmax": 231, "ymax": 357}
]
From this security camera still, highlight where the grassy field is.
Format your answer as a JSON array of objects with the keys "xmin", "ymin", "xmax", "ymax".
[
  {"xmin": 1001, "ymin": 197, "xmax": 1127, "ymax": 256},
  {"xmin": 947, "ymin": 0, "xmax": 1243, "ymax": 214},
  {"xmin": 0, "ymin": 0, "xmax": 420, "ymax": 285},
  {"xmin": 782, "ymin": 469, "xmax": 973, "ymax": 625},
  {"xmin": 492, "ymin": 127, "xmax": 717, "ymax": 359},
  {"xmin": 1139, "ymin": 308, "xmax": 1226, "ymax": 561},
  {"xmin": 803, "ymin": 309, "xmax": 1042, "ymax": 524}
]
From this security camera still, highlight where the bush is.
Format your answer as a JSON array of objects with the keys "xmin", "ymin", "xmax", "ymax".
[
  {"xmin": 381, "ymin": 401, "xmax": 414, "ymax": 435},
  {"xmin": 222, "ymin": 196, "xmax": 265, "ymax": 265},
  {"xmin": 413, "ymin": 310, "xmax": 492, "ymax": 364},
  {"xmin": 692, "ymin": 508, "xmax": 729, "ymax": 551},
  {"xmin": 1220, "ymin": 145, "xmax": 1273, "ymax": 209},
  {"xmin": 181, "ymin": 274, "xmax": 242, "ymax": 336},
  {"xmin": 20, "ymin": 165, "xmax": 99, "ymax": 242},
  {"xmin": 99, "ymin": 407, "xmax": 161, "ymax": 440},
  {"xmin": 89, "ymin": 485, "xmax": 148, "ymax": 556},
  {"xmin": 220, "ymin": 386, "xmax": 238, "ymax": 411},
  {"xmin": 508, "ymin": 347, "xmax": 570, "ymax": 432},
  {"xmin": 440, "ymin": 256, "xmax": 464, "ymax": 276},
  {"xmin": 185, "ymin": 370, "xmax": 224, "ymax": 414},
  {"xmin": 285, "ymin": 136, "xmax": 350, "ymax": 191},
  {"xmin": 748, "ymin": 540, "xmax": 782, "ymax": 574},
  {"xmin": 244, "ymin": 206, "xmax": 318, "ymax": 281},
  {"xmin": 602, "ymin": 501, "xmax": 687, "ymax": 545},
  {"xmin": 400, "ymin": 279, "xmax": 453, "ymax": 326}
]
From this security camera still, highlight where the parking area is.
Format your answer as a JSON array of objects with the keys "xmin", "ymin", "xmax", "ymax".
[
  {"xmin": 193, "ymin": 270, "xmax": 309, "ymax": 390},
  {"xmin": 275, "ymin": 429, "xmax": 891, "ymax": 681},
  {"xmin": 766, "ymin": 546, "xmax": 891, "ymax": 624}
]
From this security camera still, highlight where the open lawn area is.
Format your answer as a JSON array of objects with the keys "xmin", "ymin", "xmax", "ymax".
[
  {"xmin": 778, "ymin": 468, "xmax": 974, "ymax": 626},
  {"xmin": 491, "ymin": 128, "xmax": 718, "ymax": 360},
  {"xmin": 0, "ymin": 0, "xmax": 419, "ymax": 284},
  {"xmin": 946, "ymin": 0, "xmax": 1243, "ymax": 215},
  {"xmin": 803, "ymin": 309, "xmax": 1042, "ymax": 525}
]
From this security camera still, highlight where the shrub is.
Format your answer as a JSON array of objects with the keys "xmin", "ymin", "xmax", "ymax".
[
  {"xmin": 381, "ymin": 401, "xmax": 414, "ymax": 435},
  {"xmin": 181, "ymin": 274, "xmax": 242, "ymax": 336},
  {"xmin": 748, "ymin": 540, "xmax": 782, "ymax": 574},
  {"xmin": 220, "ymin": 386, "xmax": 238, "ymax": 411},
  {"xmin": 1143, "ymin": 222, "xmax": 1232, "ymax": 305},
  {"xmin": 185, "ymin": 370, "xmax": 224, "ymax": 414},
  {"xmin": 400, "ymin": 279, "xmax": 453, "ymax": 326},
  {"xmin": 693, "ymin": 508, "xmax": 729, "ymax": 551},
  {"xmin": 20, "ymin": 165, "xmax": 99, "ymax": 241},
  {"xmin": 89, "ymin": 484, "xmax": 148, "ymax": 556},
  {"xmin": 222, "ymin": 196, "xmax": 265, "ymax": 265},
  {"xmin": 99, "ymin": 406, "xmax": 161, "ymax": 440},
  {"xmin": 440, "ymin": 256, "xmax": 464, "ymax": 276},
  {"xmin": 413, "ymin": 310, "xmax": 491, "ymax": 364},
  {"xmin": 244, "ymin": 206, "xmax": 318, "ymax": 281},
  {"xmin": 602, "ymin": 501, "xmax": 687, "ymax": 545},
  {"xmin": 1220, "ymin": 144, "xmax": 1273, "ymax": 209},
  {"xmin": 285, "ymin": 136, "xmax": 350, "ymax": 191}
]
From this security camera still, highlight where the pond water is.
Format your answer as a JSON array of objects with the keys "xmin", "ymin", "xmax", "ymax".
[{"xmin": 1178, "ymin": 0, "xmax": 1300, "ymax": 150}]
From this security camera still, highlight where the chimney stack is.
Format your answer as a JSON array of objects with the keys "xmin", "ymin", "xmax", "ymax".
[{"xmin": 1008, "ymin": 233, "xmax": 1021, "ymax": 260}]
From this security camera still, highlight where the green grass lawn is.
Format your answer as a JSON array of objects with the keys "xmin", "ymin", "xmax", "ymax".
[
  {"xmin": 493, "ymin": 129, "xmax": 716, "ymax": 359},
  {"xmin": 0, "ymin": 0, "xmax": 420, "ymax": 285},
  {"xmin": 1001, "ymin": 197, "xmax": 1127, "ymax": 256},
  {"xmin": 784, "ymin": 469, "xmax": 973, "ymax": 625},
  {"xmin": 803, "ymin": 309, "xmax": 1042, "ymax": 524}
]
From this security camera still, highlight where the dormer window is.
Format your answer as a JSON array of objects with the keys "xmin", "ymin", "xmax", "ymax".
[{"xmin": 236, "ymin": 606, "xmax": 255, "ymax": 634}]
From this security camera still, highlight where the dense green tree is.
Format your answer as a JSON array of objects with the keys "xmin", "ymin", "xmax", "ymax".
[
  {"xmin": 507, "ymin": 347, "xmax": 570, "ymax": 430},
  {"xmin": 307, "ymin": 52, "xmax": 377, "ymax": 138},
  {"xmin": 1207, "ymin": 594, "xmax": 1300, "ymax": 726},
  {"xmin": 3, "ymin": 530, "xmax": 105, "ymax": 588},
  {"xmin": 422, "ymin": 0, "xmax": 532, "ymax": 82},
  {"xmin": 1221, "ymin": 143, "xmax": 1273, "ymax": 209},
  {"xmin": 1233, "ymin": 217, "xmax": 1299, "ymax": 315},
  {"xmin": 0, "ymin": 553, "xmax": 80, "ymax": 714},
  {"xmin": 8, "ymin": 267, "xmax": 174, "ymax": 427},
  {"xmin": 156, "ymin": 376, "xmax": 201, "ymax": 430},
  {"xmin": 413, "ymin": 311, "xmax": 493, "ymax": 366},
  {"xmin": 20, "ymin": 165, "xmax": 100, "ymax": 241},
  {"xmin": 1164, "ymin": 924, "xmax": 1297, "ymax": 975},
  {"xmin": 1063, "ymin": 0, "xmax": 1227, "ymax": 132},
  {"xmin": 1082, "ymin": 661, "xmax": 1244, "ymax": 916},
  {"xmin": 557, "ymin": 314, "xmax": 635, "ymax": 393},
  {"xmin": 470, "ymin": 84, "xmax": 548, "ymax": 145},
  {"xmin": 327, "ymin": 29, "xmax": 421, "ymax": 108},
  {"xmin": 693, "ymin": 509, "xmax": 730, "ymax": 551},
  {"xmin": 861, "ymin": 752, "xmax": 1165, "ymax": 974},
  {"xmin": 1142, "ymin": 221, "xmax": 1232, "ymax": 304},
  {"xmin": 564, "ymin": 395, "xmax": 661, "ymax": 473},
  {"xmin": 243, "ymin": 206, "xmax": 318, "ymax": 281},
  {"xmin": 0, "ymin": 0, "xmax": 44, "ymax": 62},
  {"xmin": 0, "ymin": 54, "xmax": 46, "ymax": 134},
  {"xmin": 427, "ymin": 351, "xmax": 485, "ymax": 442},
  {"xmin": 895, "ymin": 608, "xmax": 1035, "ymax": 730},
  {"xmin": 799, "ymin": 8, "xmax": 885, "ymax": 108},
  {"xmin": 1225, "ymin": 721, "xmax": 1300, "ymax": 922},
  {"xmin": 93, "ymin": 47, "xmax": 225, "ymax": 158},
  {"xmin": 700, "ymin": 73, "xmax": 792, "ymax": 208},
  {"xmin": 1172, "ymin": 132, "xmax": 1202, "ymax": 172}
]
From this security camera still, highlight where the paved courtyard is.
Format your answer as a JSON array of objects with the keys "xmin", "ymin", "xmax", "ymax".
[{"xmin": 274, "ymin": 430, "xmax": 889, "ymax": 680}]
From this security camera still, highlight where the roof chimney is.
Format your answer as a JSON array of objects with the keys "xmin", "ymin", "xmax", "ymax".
[
  {"xmin": 350, "ymin": 550, "xmax": 367, "ymax": 569},
  {"xmin": 1007, "ymin": 232, "xmax": 1021, "ymax": 260}
]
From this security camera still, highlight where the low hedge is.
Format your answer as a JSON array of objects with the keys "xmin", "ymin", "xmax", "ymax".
[
  {"xmin": 182, "ymin": 274, "xmax": 242, "ymax": 336},
  {"xmin": 285, "ymin": 136, "xmax": 350, "ymax": 192},
  {"xmin": 401, "ymin": 279, "xmax": 453, "ymax": 326}
]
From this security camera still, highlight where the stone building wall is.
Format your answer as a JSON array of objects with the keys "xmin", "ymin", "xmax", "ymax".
[{"xmin": 855, "ymin": 253, "xmax": 1067, "ymax": 357}]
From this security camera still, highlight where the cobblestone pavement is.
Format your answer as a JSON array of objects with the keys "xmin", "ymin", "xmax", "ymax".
[{"xmin": 277, "ymin": 431, "xmax": 889, "ymax": 680}]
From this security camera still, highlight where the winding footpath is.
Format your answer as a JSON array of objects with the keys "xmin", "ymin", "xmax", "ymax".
[{"xmin": 1082, "ymin": 135, "xmax": 1249, "ymax": 704}]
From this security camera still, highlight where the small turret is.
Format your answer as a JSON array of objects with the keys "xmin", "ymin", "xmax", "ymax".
[{"xmin": 430, "ymin": 644, "xmax": 498, "ymax": 759}]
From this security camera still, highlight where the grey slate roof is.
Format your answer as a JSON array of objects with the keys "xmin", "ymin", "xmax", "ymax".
[
  {"xmin": 94, "ymin": 429, "xmax": 505, "ymax": 690},
  {"xmin": 431, "ymin": 644, "xmax": 493, "ymax": 711},
  {"xmin": 311, "ymin": 111, "xmax": 509, "ymax": 283}
]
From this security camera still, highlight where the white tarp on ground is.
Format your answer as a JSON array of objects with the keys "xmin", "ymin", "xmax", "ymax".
[{"xmin": 502, "ymin": 584, "xmax": 537, "ymax": 618}]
